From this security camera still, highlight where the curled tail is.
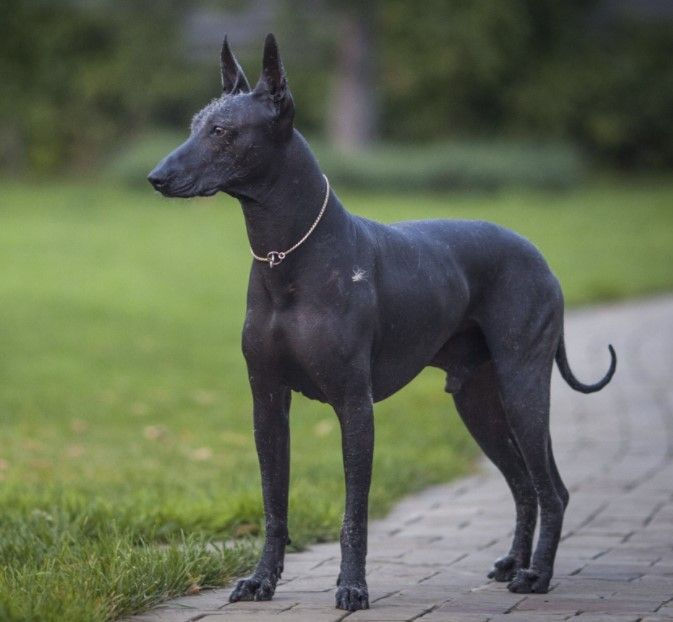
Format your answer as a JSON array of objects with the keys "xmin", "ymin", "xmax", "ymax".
[{"xmin": 555, "ymin": 333, "xmax": 617, "ymax": 393}]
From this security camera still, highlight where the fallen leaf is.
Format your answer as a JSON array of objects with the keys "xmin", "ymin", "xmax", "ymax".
[
  {"xmin": 234, "ymin": 523, "xmax": 260, "ymax": 537},
  {"xmin": 190, "ymin": 447, "xmax": 213, "ymax": 461},
  {"xmin": 221, "ymin": 431, "xmax": 249, "ymax": 447},
  {"xmin": 131, "ymin": 402, "xmax": 149, "ymax": 416},
  {"xmin": 144, "ymin": 425, "xmax": 167, "ymax": 441},
  {"xmin": 70, "ymin": 419, "xmax": 88, "ymax": 433},
  {"xmin": 66, "ymin": 444, "xmax": 85, "ymax": 458},
  {"xmin": 314, "ymin": 419, "xmax": 335, "ymax": 437},
  {"xmin": 192, "ymin": 389, "xmax": 217, "ymax": 406}
]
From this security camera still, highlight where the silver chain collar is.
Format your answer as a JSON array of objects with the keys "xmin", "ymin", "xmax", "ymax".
[{"xmin": 250, "ymin": 174, "xmax": 330, "ymax": 268}]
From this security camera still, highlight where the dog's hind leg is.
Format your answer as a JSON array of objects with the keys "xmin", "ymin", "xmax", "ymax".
[
  {"xmin": 453, "ymin": 361, "xmax": 538, "ymax": 582},
  {"xmin": 471, "ymin": 271, "xmax": 568, "ymax": 594},
  {"xmin": 548, "ymin": 437, "xmax": 569, "ymax": 510},
  {"xmin": 487, "ymin": 340, "xmax": 566, "ymax": 594}
]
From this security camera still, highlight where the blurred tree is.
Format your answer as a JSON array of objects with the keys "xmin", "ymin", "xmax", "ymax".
[
  {"xmin": 325, "ymin": 1, "xmax": 377, "ymax": 150},
  {"xmin": 379, "ymin": 0, "xmax": 588, "ymax": 139},
  {"xmin": 566, "ymin": 18, "xmax": 673, "ymax": 168},
  {"xmin": 0, "ymin": 0, "xmax": 210, "ymax": 172},
  {"xmin": 377, "ymin": 0, "xmax": 673, "ymax": 169},
  {"xmin": 1, "ymin": 0, "xmax": 673, "ymax": 172}
]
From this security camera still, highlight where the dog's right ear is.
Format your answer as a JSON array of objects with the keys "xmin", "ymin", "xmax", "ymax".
[
  {"xmin": 220, "ymin": 36, "xmax": 250, "ymax": 95},
  {"xmin": 254, "ymin": 33, "xmax": 294, "ymax": 139}
]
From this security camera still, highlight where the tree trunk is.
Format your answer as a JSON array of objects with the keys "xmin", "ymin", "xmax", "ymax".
[{"xmin": 327, "ymin": 8, "xmax": 376, "ymax": 151}]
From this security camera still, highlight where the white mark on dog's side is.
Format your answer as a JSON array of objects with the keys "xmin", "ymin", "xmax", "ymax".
[{"xmin": 351, "ymin": 267, "xmax": 367, "ymax": 282}]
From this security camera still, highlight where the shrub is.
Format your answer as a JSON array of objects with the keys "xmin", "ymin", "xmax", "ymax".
[{"xmin": 107, "ymin": 132, "xmax": 585, "ymax": 192}]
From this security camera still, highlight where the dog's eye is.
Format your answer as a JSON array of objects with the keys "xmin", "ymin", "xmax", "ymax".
[{"xmin": 212, "ymin": 126, "xmax": 225, "ymax": 137}]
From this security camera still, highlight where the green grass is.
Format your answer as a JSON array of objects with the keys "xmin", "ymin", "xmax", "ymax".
[{"xmin": 0, "ymin": 178, "xmax": 672, "ymax": 621}]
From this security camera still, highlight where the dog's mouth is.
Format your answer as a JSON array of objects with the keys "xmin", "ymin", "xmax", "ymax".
[{"xmin": 155, "ymin": 181, "xmax": 219, "ymax": 199}]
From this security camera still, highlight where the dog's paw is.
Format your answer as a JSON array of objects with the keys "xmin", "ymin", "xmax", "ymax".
[
  {"xmin": 507, "ymin": 567, "xmax": 551, "ymax": 594},
  {"xmin": 335, "ymin": 584, "xmax": 369, "ymax": 611},
  {"xmin": 229, "ymin": 575, "xmax": 276, "ymax": 602},
  {"xmin": 487, "ymin": 554, "xmax": 521, "ymax": 582}
]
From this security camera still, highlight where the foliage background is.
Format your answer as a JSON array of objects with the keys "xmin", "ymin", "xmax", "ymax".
[{"xmin": 2, "ymin": 0, "xmax": 673, "ymax": 177}]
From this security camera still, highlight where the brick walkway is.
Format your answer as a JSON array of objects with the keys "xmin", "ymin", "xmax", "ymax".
[{"xmin": 131, "ymin": 296, "xmax": 673, "ymax": 622}]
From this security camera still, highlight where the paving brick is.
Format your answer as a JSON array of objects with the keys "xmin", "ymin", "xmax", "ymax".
[
  {"xmin": 200, "ymin": 615, "xmax": 281, "ymax": 622},
  {"xmin": 127, "ymin": 608, "xmax": 194, "ymax": 622},
  {"xmin": 578, "ymin": 562, "xmax": 650, "ymax": 581},
  {"xmin": 655, "ymin": 604, "xmax": 673, "ymax": 617},
  {"xmin": 160, "ymin": 590, "xmax": 228, "ymax": 611},
  {"xmin": 346, "ymin": 604, "xmax": 432, "ymax": 620},
  {"xmin": 221, "ymin": 594, "xmax": 299, "ymax": 612},
  {"xmin": 419, "ymin": 610, "xmax": 489, "ymax": 622},
  {"xmin": 573, "ymin": 616, "xmax": 641, "ymax": 622},
  {"xmin": 514, "ymin": 595, "xmax": 660, "ymax": 614}
]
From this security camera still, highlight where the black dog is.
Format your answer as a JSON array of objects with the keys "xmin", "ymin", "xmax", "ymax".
[{"xmin": 148, "ymin": 34, "xmax": 616, "ymax": 612}]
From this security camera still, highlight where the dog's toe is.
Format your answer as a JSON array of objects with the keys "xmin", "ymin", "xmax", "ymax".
[
  {"xmin": 229, "ymin": 575, "xmax": 275, "ymax": 602},
  {"xmin": 507, "ymin": 568, "xmax": 551, "ymax": 594},
  {"xmin": 253, "ymin": 577, "xmax": 275, "ymax": 601},
  {"xmin": 335, "ymin": 585, "xmax": 369, "ymax": 611},
  {"xmin": 229, "ymin": 577, "xmax": 257, "ymax": 601},
  {"xmin": 487, "ymin": 554, "xmax": 520, "ymax": 582}
]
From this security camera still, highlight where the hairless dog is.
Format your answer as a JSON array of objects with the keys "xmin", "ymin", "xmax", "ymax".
[{"xmin": 148, "ymin": 34, "xmax": 616, "ymax": 612}]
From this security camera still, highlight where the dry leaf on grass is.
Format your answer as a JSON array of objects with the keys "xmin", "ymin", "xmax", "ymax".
[
  {"xmin": 143, "ymin": 425, "xmax": 167, "ymax": 441},
  {"xmin": 131, "ymin": 402, "xmax": 149, "ymax": 416},
  {"xmin": 234, "ymin": 523, "xmax": 260, "ymax": 537},
  {"xmin": 192, "ymin": 389, "xmax": 217, "ymax": 406},
  {"xmin": 314, "ymin": 419, "xmax": 335, "ymax": 437},
  {"xmin": 189, "ymin": 447, "xmax": 213, "ymax": 461},
  {"xmin": 65, "ymin": 444, "xmax": 85, "ymax": 459},
  {"xmin": 70, "ymin": 419, "xmax": 88, "ymax": 433}
]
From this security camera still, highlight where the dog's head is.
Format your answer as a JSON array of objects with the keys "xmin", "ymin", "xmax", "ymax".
[{"xmin": 148, "ymin": 34, "xmax": 294, "ymax": 198}]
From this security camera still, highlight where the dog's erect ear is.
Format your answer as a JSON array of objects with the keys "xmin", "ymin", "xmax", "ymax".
[
  {"xmin": 255, "ymin": 33, "xmax": 294, "ymax": 136},
  {"xmin": 220, "ymin": 36, "xmax": 250, "ymax": 95},
  {"xmin": 259, "ymin": 33, "xmax": 286, "ymax": 99}
]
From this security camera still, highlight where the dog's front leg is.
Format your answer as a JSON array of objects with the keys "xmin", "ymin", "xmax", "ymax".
[
  {"xmin": 334, "ymin": 390, "xmax": 374, "ymax": 611},
  {"xmin": 229, "ymin": 381, "xmax": 290, "ymax": 603}
]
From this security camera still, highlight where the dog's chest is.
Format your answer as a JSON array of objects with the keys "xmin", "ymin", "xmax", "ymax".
[
  {"xmin": 283, "ymin": 366, "xmax": 329, "ymax": 403},
  {"xmin": 244, "ymin": 304, "xmax": 333, "ymax": 402}
]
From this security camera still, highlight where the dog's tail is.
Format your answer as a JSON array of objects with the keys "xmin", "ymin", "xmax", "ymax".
[{"xmin": 555, "ymin": 333, "xmax": 617, "ymax": 393}]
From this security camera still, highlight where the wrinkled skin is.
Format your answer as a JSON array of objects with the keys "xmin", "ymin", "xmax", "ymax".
[{"xmin": 149, "ymin": 34, "xmax": 616, "ymax": 611}]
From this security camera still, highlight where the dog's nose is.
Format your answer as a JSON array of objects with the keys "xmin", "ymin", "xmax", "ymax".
[{"xmin": 147, "ymin": 171, "xmax": 167, "ymax": 191}]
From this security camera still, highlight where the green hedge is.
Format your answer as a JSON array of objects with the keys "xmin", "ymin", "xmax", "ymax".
[
  {"xmin": 312, "ymin": 140, "xmax": 585, "ymax": 192},
  {"xmin": 106, "ymin": 132, "xmax": 585, "ymax": 192}
]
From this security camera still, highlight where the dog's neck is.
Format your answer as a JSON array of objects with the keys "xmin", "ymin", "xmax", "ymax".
[{"xmin": 237, "ymin": 132, "xmax": 348, "ymax": 276}]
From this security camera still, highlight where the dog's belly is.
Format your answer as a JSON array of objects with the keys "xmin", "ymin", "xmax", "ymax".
[
  {"xmin": 365, "ymin": 231, "xmax": 470, "ymax": 402},
  {"xmin": 368, "ymin": 289, "xmax": 468, "ymax": 402},
  {"xmin": 371, "ymin": 360, "xmax": 436, "ymax": 403},
  {"xmin": 369, "ymin": 320, "xmax": 460, "ymax": 402}
]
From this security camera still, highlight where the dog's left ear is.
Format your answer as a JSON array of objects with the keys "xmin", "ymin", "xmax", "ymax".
[
  {"xmin": 221, "ymin": 35, "xmax": 250, "ymax": 95},
  {"xmin": 255, "ymin": 33, "xmax": 294, "ymax": 138}
]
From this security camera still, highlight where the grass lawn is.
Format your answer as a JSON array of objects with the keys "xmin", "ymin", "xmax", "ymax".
[{"xmin": 1, "ymin": 178, "xmax": 672, "ymax": 621}]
